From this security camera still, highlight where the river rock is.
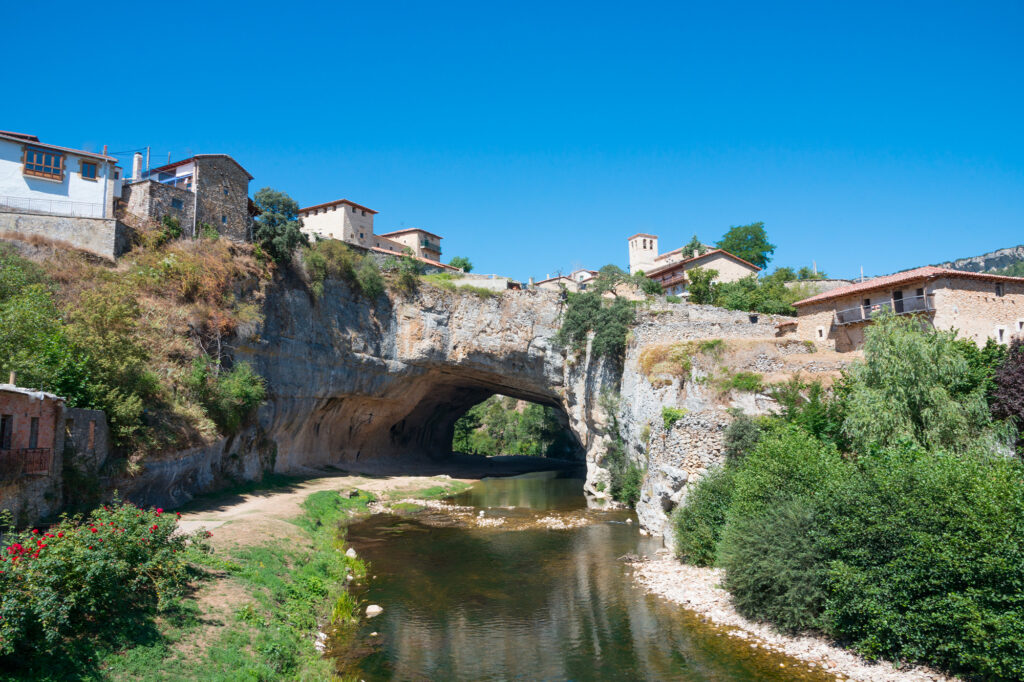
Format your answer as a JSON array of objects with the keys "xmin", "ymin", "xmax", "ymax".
[{"xmin": 366, "ymin": 605, "xmax": 383, "ymax": 617}]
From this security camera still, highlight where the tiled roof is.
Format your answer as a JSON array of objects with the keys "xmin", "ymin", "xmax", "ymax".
[
  {"xmin": 628, "ymin": 232, "xmax": 658, "ymax": 240},
  {"xmin": 792, "ymin": 266, "xmax": 1024, "ymax": 306},
  {"xmin": 299, "ymin": 198, "xmax": 378, "ymax": 215},
  {"xmin": 379, "ymin": 228, "xmax": 443, "ymax": 241},
  {"xmin": 0, "ymin": 131, "xmax": 117, "ymax": 161},
  {"xmin": 645, "ymin": 249, "xmax": 761, "ymax": 278}
]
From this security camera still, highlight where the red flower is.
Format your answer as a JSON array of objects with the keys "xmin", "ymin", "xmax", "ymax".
[
  {"xmin": 90, "ymin": 528, "xmax": 97, "ymax": 533},
  {"xmin": 88, "ymin": 545, "xmax": 93, "ymax": 550},
  {"xmin": 57, "ymin": 532, "xmax": 64, "ymax": 538},
  {"xmin": 31, "ymin": 529, "xmax": 38, "ymax": 535}
]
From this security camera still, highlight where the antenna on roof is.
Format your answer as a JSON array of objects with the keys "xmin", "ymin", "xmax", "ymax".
[
  {"xmin": 860, "ymin": 265, "xmax": 864, "ymax": 282},
  {"xmin": 813, "ymin": 260, "xmax": 817, "ymax": 276},
  {"xmin": 146, "ymin": 146, "xmax": 150, "ymax": 171}
]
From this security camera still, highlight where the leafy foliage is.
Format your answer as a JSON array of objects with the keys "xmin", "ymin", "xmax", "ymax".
[
  {"xmin": 686, "ymin": 267, "xmax": 718, "ymax": 304},
  {"xmin": 451, "ymin": 395, "xmax": 578, "ymax": 458},
  {"xmin": 0, "ymin": 501, "xmax": 208, "ymax": 660},
  {"xmin": 992, "ymin": 337, "xmax": 1024, "ymax": 451},
  {"xmin": 723, "ymin": 411, "xmax": 762, "ymax": 461},
  {"xmin": 598, "ymin": 391, "xmax": 643, "ymax": 507},
  {"xmin": 185, "ymin": 357, "xmax": 266, "ymax": 433},
  {"xmin": 681, "ymin": 234, "xmax": 707, "ymax": 257},
  {"xmin": 382, "ymin": 253, "xmax": 424, "ymax": 292},
  {"xmin": 842, "ymin": 312, "xmax": 993, "ymax": 453},
  {"xmin": 715, "ymin": 221, "xmax": 776, "ymax": 269},
  {"xmin": 591, "ymin": 264, "xmax": 662, "ymax": 296},
  {"xmin": 302, "ymin": 239, "xmax": 383, "ymax": 299},
  {"xmin": 671, "ymin": 465, "xmax": 736, "ymax": 566},
  {"xmin": 661, "ymin": 406, "xmax": 686, "ymax": 430},
  {"xmin": 448, "ymin": 256, "xmax": 473, "ymax": 272},
  {"xmin": 252, "ymin": 187, "xmax": 309, "ymax": 263},
  {"xmin": 556, "ymin": 290, "xmax": 636, "ymax": 362},
  {"xmin": 719, "ymin": 371, "xmax": 763, "ymax": 393}
]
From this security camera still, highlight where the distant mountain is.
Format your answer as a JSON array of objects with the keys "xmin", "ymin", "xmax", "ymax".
[{"xmin": 938, "ymin": 245, "xmax": 1024, "ymax": 275}]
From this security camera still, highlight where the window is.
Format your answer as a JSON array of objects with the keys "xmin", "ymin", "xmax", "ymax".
[
  {"xmin": 863, "ymin": 298, "xmax": 870, "ymax": 308},
  {"xmin": 80, "ymin": 160, "xmax": 98, "ymax": 180},
  {"xmin": 0, "ymin": 415, "xmax": 12, "ymax": 450},
  {"xmin": 221, "ymin": 215, "xmax": 227, "ymax": 224},
  {"xmin": 223, "ymin": 185, "xmax": 229, "ymax": 196},
  {"xmin": 23, "ymin": 147, "xmax": 64, "ymax": 180},
  {"xmin": 114, "ymin": 168, "xmax": 120, "ymax": 180},
  {"xmin": 817, "ymin": 327, "xmax": 825, "ymax": 339},
  {"xmin": 916, "ymin": 288, "xmax": 924, "ymax": 297},
  {"xmin": 359, "ymin": 233, "xmax": 364, "ymax": 239},
  {"xmin": 996, "ymin": 283, "xmax": 1005, "ymax": 297},
  {"xmin": 171, "ymin": 198, "xmax": 184, "ymax": 209},
  {"xmin": 997, "ymin": 327, "xmax": 1006, "ymax": 343},
  {"xmin": 361, "ymin": 210, "xmax": 366, "ymax": 216},
  {"xmin": 351, "ymin": 206, "xmax": 356, "ymax": 213},
  {"xmin": 29, "ymin": 417, "xmax": 39, "ymax": 449}
]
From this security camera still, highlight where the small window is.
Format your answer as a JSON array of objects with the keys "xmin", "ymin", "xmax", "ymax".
[
  {"xmin": 223, "ymin": 185, "xmax": 229, "ymax": 196},
  {"xmin": 863, "ymin": 298, "xmax": 871, "ymax": 307},
  {"xmin": 29, "ymin": 417, "xmax": 39, "ymax": 449},
  {"xmin": 0, "ymin": 414, "xmax": 12, "ymax": 450},
  {"xmin": 114, "ymin": 168, "xmax": 120, "ymax": 179},
  {"xmin": 359, "ymin": 233, "xmax": 364, "ymax": 239},
  {"xmin": 80, "ymin": 161, "xmax": 98, "ymax": 180},
  {"xmin": 23, "ymin": 147, "xmax": 64, "ymax": 180},
  {"xmin": 996, "ymin": 283, "xmax": 1005, "ymax": 297},
  {"xmin": 361, "ymin": 210, "xmax": 366, "ymax": 216},
  {"xmin": 817, "ymin": 327, "xmax": 825, "ymax": 339},
  {"xmin": 221, "ymin": 215, "xmax": 227, "ymax": 224},
  {"xmin": 352, "ymin": 206, "xmax": 356, "ymax": 213},
  {"xmin": 916, "ymin": 288, "xmax": 924, "ymax": 297},
  {"xmin": 171, "ymin": 198, "xmax": 184, "ymax": 209},
  {"xmin": 998, "ymin": 327, "xmax": 1006, "ymax": 343}
]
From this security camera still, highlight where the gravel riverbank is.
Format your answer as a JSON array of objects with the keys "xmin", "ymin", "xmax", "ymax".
[{"xmin": 631, "ymin": 556, "xmax": 957, "ymax": 682}]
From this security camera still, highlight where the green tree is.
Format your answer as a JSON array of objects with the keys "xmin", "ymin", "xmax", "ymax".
[
  {"xmin": 682, "ymin": 234, "xmax": 706, "ymax": 257},
  {"xmin": 448, "ymin": 256, "xmax": 473, "ymax": 272},
  {"xmin": 797, "ymin": 265, "xmax": 828, "ymax": 280},
  {"xmin": 253, "ymin": 188, "xmax": 309, "ymax": 263},
  {"xmin": 715, "ymin": 221, "xmax": 775, "ymax": 269},
  {"xmin": 842, "ymin": 312, "xmax": 993, "ymax": 453},
  {"xmin": 686, "ymin": 267, "xmax": 718, "ymax": 304}
]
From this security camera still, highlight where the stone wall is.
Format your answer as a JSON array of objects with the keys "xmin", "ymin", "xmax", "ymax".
[
  {"xmin": 932, "ymin": 276, "xmax": 1024, "ymax": 345},
  {"xmin": 120, "ymin": 179, "xmax": 195, "ymax": 229},
  {"xmin": 194, "ymin": 156, "xmax": 251, "ymax": 242},
  {"xmin": 64, "ymin": 407, "xmax": 109, "ymax": 478},
  {"xmin": 0, "ymin": 211, "xmax": 127, "ymax": 260}
]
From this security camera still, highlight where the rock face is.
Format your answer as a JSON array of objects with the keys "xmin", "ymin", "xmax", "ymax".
[{"xmin": 938, "ymin": 245, "xmax": 1024, "ymax": 273}]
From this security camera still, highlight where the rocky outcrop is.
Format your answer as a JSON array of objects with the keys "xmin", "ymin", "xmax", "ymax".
[{"xmin": 938, "ymin": 245, "xmax": 1024, "ymax": 273}]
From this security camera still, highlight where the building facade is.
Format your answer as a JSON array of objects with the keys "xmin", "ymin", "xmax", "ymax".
[
  {"xmin": 121, "ymin": 153, "xmax": 253, "ymax": 241},
  {"xmin": 646, "ymin": 249, "xmax": 761, "ymax": 296},
  {"xmin": 378, "ymin": 228, "xmax": 443, "ymax": 262},
  {"xmin": 792, "ymin": 266, "xmax": 1024, "ymax": 351},
  {"xmin": 0, "ymin": 384, "xmax": 64, "ymax": 479},
  {"xmin": 0, "ymin": 131, "xmax": 128, "ymax": 259}
]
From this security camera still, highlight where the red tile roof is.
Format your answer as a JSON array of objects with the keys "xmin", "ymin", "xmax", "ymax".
[
  {"xmin": 299, "ymin": 198, "xmax": 378, "ymax": 215},
  {"xmin": 792, "ymin": 266, "xmax": 1024, "ymax": 307},
  {"xmin": 645, "ymin": 248, "xmax": 761, "ymax": 278},
  {"xmin": 379, "ymin": 228, "xmax": 443, "ymax": 241},
  {"xmin": 0, "ymin": 131, "xmax": 117, "ymax": 161}
]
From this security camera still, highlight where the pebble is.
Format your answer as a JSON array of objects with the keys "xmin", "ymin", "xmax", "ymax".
[{"xmin": 366, "ymin": 605, "xmax": 383, "ymax": 617}]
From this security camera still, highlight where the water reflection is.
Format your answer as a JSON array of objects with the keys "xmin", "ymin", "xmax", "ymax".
[{"xmin": 339, "ymin": 475, "xmax": 832, "ymax": 682}]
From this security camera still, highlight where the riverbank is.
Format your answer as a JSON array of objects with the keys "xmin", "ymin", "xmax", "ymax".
[
  {"xmin": 631, "ymin": 556, "xmax": 957, "ymax": 682},
  {"xmin": 89, "ymin": 469, "xmax": 472, "ymax": 681}
]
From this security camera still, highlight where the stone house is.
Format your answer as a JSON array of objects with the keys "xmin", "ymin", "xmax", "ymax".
[
  {"xmin": 0, "ymin": 130, "xmax": 127, "ymax": 259},
  {"xmin": 120, "ymin": 153, "xmax": 254, "ymax": 241},
  {"xmin": 646, "ymin": 248, "xmax": 761, "ymax": 297},
  {"xmin": 299, "ymin": 198, "xmax": 458, "ymax": 271},
  {"xmin": 792, "ymin": 266, "xmax": 1024, "ymax": 351}
]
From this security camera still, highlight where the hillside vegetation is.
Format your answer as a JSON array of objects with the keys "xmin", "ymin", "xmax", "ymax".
[{"xmin": 671, "ymin": 313, "xmax": 1023, "ymax": 680}]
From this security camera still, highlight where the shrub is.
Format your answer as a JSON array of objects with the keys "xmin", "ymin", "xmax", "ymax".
[
  {"xmin": 185, "ymin": 357, "xmax": 266, "ymax": 433},
  {"xmin": 252, "ymin": 188, "xmax": 309, "ymax": 263},
  {"xmin": 661, "ymin": 406, "xmax": 686, "ymax": 430},
  {"xmin": 199, "ymin": 223, "xmax": 219, "ymax": 240},
  {"xmin": 723, "ymin": 411, "xmax": 762, "ymax": 461},
  {"xmin": 671, "ymin": 465, "xmax": 737, "ymax": 566},
  {"xmin": 665, "ymin": 295, "xmax": 682, "ymax": 304},
  {"xmin": 687, "ymin": 267, "xmax": 718, "ymax": 304},
  {"xmin": 721, "ymin": 371, "xmax": 763, "ymax": 393},
  {"xmin": 302, "ymin": 240, "xmax": 383, "ymax": 301},
  {"xmin": 718, "ymin": 497, "xmax": 827, "ymax": 632},
  {"xmin": 818, "ymin": 446, "xmax": 1024, "ymax": 679},
  {"xmin": 448, "ymin": 256, "xmax": 473, "ymax": 272},
  {"xmin": 355, "ymin": 257, "xmax": 384, "ymax": 299},
  {"xmin": 383, "ymin": 254, "xmax": 424, "ymax": 293},
  {"xmin": 992, "ymin": 337, "xmax": 1024, "ymax": 449},
  {"xmin": 556, "ymin": 292, "xmax": 636, "ymax": 362},
  {"xmin": 0, "ymin": 501, "xmax": 208, "ymax": 659}
]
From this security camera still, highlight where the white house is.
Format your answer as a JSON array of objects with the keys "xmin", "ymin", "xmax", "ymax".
[{"xmin": 0, "ymin": 130, "xmax": 120, "ymax": 219}]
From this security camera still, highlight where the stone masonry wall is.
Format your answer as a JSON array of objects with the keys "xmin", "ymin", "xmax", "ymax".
[
  {"xmin": 194, "ymin": 156, "xmax": 251, "ymax": 242},
  {"xmin": 0, "ymin": 211, "xmax": 127, "ymax": 260},
  {"xmin": 120, "ymin": 179, "xmax": 195, "ymax": 229}
]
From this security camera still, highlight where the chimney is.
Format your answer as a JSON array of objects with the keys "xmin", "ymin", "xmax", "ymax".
[
  {"xmin": 132, "ymin": 152, "xmax": 144, "ymax": 180},
  {"xmin": 102, "ymin": 144, "xmax": 108, "ymax": 156},
  {"xmin": 528, "ymin": 277, "xmax": 535, "ymax": 287},
  {"xmin": 693, "ymin": 249, "xmax": 699, "ymax": 258},
  {"xmin": 8, "ymin": 371, "xmax": 15, "ymax": 385}
]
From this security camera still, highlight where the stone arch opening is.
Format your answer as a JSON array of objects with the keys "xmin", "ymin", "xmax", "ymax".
[{"xmin": 450, "ymin": 393, "xmax": 585, "ymax": 461}]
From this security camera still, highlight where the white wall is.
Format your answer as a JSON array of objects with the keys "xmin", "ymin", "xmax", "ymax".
[
  {"xmin": 628, "ymin": 236, "xmax": 659, "ymax": 274},
  {"xmin": 0, "ymin": 139, "xmax": 113, "ymax": 218}
]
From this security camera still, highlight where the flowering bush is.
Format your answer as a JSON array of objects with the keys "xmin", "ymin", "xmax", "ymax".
[{"xmin": 0, "ymin": 500, "xmax": 208, "ymax": 657}]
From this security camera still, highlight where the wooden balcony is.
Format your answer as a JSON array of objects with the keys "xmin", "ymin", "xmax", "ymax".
[{"xmin": 835, "ymin": 294, "xmax": 934, "ymax": 325}]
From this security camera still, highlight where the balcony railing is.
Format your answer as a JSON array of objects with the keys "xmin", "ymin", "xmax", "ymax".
[
  {"xmin": 0, "ymin": 448, "xmax": 53, "ymax": 480},
  {"xmin": 0, "ymin": 195, "xmax": 106, "ymax": 218},
  {"xmin": 420, "ymin": 240, "xmax": 441, "ymax": 252},
  {"xmin": 835, "ymin": 294, "xmax": 934, "ymax": 325}
]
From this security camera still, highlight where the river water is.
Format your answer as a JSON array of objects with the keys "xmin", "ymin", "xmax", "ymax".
[{"xmin": 334, "ymin": 472, "xmax": 833, "ymax": 681}]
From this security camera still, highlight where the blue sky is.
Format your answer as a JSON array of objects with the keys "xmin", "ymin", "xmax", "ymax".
[{"xmin": 7, "ymin": 1, "xmax": 1022, "ymax": 280}]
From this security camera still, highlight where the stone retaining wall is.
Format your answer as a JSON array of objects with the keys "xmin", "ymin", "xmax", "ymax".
[{"xmin": 0, "ymin": 211, "xmax": 128, "ymax": 260}]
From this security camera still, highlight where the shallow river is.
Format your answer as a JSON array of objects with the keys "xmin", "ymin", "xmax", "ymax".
[{"xmin": 334, "ymin": 472, "xmax": 833, "ymax": 681}]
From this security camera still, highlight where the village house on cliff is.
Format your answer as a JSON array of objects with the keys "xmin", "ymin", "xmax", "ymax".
[
  {"xmin": 627, "ymin": 233, "xmax": 761, "ymax": 296},
  {"xmin": 790, "ymin": 266, "xmax": 1024, "ymax": 351}
]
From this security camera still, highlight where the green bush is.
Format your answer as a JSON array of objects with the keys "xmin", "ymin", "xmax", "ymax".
[
  {"xmin": 0, "ymin": 501, "xmax": 208, "ymax": 659},
  {"xmin": 661, "ymin": 406, "xmax": 686, "ymax": 430},
  {"xmin": 818, "ymin": 446, "xmax": 1024, "ymax": 679},
  {"xmin": 302, "ymin": 239, "xmax": 382, "ymax": 300},
  {"xmin": 556, "ymin": 292, "xmax": 636, "ymax": 362},
  {"xmin": 185, "ymin": 357, "xmax": 266, "ymax": 433},
  {"xmin": 383, "ymin": 254, "xmax": 424, "ymax": 292},
  {"xmin": 723, "ymin": 411, "xmax": 762, "ymax": 461},
  {"xmin": 671, "ymin": 465, "xmax": 737, "ymax": 566},
  {"xmin": 665, "ymin": 295, "xmax": 682, "ymax": 304},
  {"xmin": 720, "ymin": 371, "xmax": 763, "ymax": 393},
  {"xmin": 718, "ymin": 497, "xmax": 827, "ymax": 633}
]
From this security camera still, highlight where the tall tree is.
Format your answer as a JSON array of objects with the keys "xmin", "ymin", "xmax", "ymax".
[
  {"xmin": 716, "ymin": 222, "xmax": 776, "ymax": 269},
  {"xmin": 449, "ymin": 256, "xmax": 473, "ymax": 272},
  {"xmin": 686, "ymin": 267, "xmax": 718, "ymax": 304},
  {"xmin": 682, "ymin": 234, "xmax": 706, "ymax": 257},
  {"xmin": 252, "ymin": 188, "xmax": 308, "ymax": 263}
]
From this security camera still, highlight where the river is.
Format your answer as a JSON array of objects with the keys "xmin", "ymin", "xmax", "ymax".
[{"xmin": 333, "ymin": 471, "xmax": 834, "ymax": 681}]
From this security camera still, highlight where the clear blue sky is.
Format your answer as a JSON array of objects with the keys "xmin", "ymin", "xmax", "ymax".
[{"xmin": 7, "ymin": 1, "xmax": 1022, "ymax": 280}]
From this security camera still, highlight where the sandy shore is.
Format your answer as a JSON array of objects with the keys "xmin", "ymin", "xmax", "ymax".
[{"xmin": 631, "ymin": 556, "xmax": 957, "ymax": 682}]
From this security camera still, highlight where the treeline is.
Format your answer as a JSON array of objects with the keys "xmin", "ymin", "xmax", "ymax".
[
  {"xmin": 452, "ymin": 395, "xmax": 579, "ymax": 458},
  {"xmin": 672, "ymin": 313, "xmax": 1024, "ymax": 679}
]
